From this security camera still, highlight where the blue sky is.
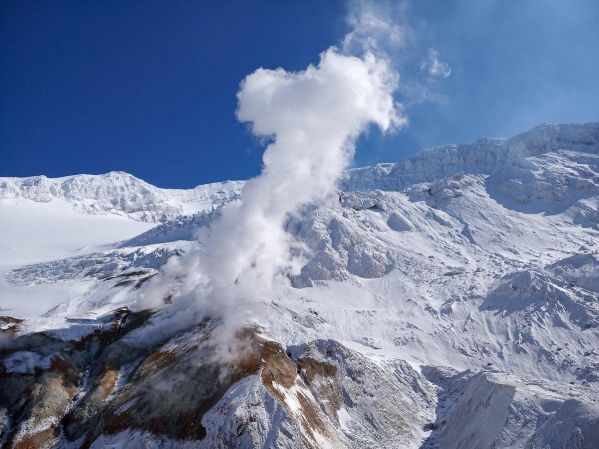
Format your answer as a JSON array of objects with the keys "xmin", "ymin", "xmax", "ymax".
[{"xmin": 1, "ymin": 0, "xmax": 598, "ymax": 188}]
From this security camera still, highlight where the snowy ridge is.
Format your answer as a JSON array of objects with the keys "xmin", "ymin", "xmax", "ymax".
[
  {"xmin": 0, "ymin": 171, "xmax": 242, "ymax": 222},
  {"xmin": 2, "ymin": 123, "xmax": 596, "ymax": 222},
  {"xmin": 342, "ymin": 122, "xmax": 599, "ymax": 191}
]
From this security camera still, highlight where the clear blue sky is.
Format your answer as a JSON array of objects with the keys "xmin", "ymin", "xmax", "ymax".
[{"xmin": 2, "ymin": 1, "xmax": 598, "ymax": 188}]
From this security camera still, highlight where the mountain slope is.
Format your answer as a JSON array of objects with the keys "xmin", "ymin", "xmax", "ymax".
[{"xmin": 1, "ymin": 122, "xmax": 598, "ymax": 449}]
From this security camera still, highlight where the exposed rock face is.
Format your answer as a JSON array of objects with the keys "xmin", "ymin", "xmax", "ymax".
[
  {"xmin": 0, "ymin": 314, "xmax": 428, "ymax": 448},
  {"xmin": 3, "ymin": 314, "xmax": 597, "ymax": 449}
]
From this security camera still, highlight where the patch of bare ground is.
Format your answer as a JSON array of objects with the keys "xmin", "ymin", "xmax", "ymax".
[
  {"xmin": 5, "ymin": 356, "xmax": 79, "ymax": 449},
  {"xmin": 0, "ymin": 316, "xmax": 23, "ymax": 337},
  {"xmin": 12, "ymin": 427, "xmax": 57, "ymax": 449},
  {"xmin": 1, "ymin": 308, "xmax": 153, "ymax": 449},
  {"xmin": 296, "ymin": 356, "xmax": 343, "ymax": 423},
  {"xmin": 261, "ymin": 342, "xmax": 341, "ymax": 446},
  {"xmin": 4, "ymin": 319, "xmax": 345, "ymax": 449},
  {"xmin": 65, "ymin": 325, "xmax": 265, "ymax": 448}
]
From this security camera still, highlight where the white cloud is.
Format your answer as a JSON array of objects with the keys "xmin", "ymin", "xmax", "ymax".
[
  {"xmin": 421, "ymin": 48, "xmax": 452, "ymax": 79},
  {"xmin": 343, "ymin": 0, "xmax": 410, "ymax": 54}
]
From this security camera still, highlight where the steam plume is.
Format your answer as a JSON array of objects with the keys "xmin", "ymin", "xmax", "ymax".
[{"xmin": 136, "ymin": 5, "xmax": 404, "ymax": 351}]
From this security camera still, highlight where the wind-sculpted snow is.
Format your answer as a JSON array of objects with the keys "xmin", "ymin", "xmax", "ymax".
[
  {"xmin": 2, "ymin": 122, "xmax": 599, "ymax": 448},
  {"xmin": 547, "ymin": 254, "xmax": 599, "ymax": 293},
  {"xmin": 421, "ymin": 368, "xmax": 599, "ymax": 449},
  {"xmin": 481, "ymin": 270, "xmax": 599, "ymax": 330}
]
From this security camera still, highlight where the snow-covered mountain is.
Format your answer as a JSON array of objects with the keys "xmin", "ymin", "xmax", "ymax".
[
  {"xmin": 1, "ymin": 122, "xmax": 599, "ymax": 449},
  {"xmin": 0, "ymin": 171, "xmax": 242, "ymax": 222}
]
